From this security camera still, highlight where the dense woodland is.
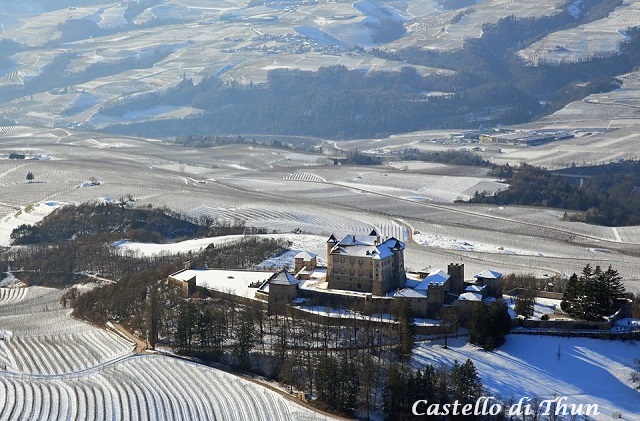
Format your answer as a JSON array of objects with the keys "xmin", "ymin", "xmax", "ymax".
[
  {"xmin": 103, "ymin": 0, "xmax": 634, "ymax": 139},
  {"xmin": 397, "ymin": 148, "xmax": 490, "ymax": 167},
  {"xmin": 470, "ymin": 161, "xmax": 640, "ymax": 226}
]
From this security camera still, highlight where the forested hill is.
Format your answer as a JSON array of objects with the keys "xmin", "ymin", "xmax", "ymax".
[
  {"xmin": 469, "ymin": 162, "xmax": 640, "ymax": 226},
  {"xmin": 102, "ymin": 0, "xmax": 633, "ymax": 139},
  {"xmin": 9, "ymin": 203, "xmax": 245, "ymax": 245}
]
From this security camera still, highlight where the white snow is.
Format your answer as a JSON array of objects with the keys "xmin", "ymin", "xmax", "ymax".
[
  {"xmin": 567, "ymin": 0, "xmax": 584, "ymax": 19},
  {"xmin": 504, "ymin": 295, "xmax": 563, "ymax": 320},
  {"xmin": 412, "ymin": 335, "xmax": 640, "ymax": 420},
  {"xmin": 413, "ymin": 231, "xmax": 548, "ymax": 256},
  {"xmin": 0, "ymin": 285, "xmax": 334, "ymax": 420},
  {"xmin": 0, "ymin": 271, "xmax": 24, "ymax": 288},
  {"xmin": 0, "ymin": 201, "xmax": 62, "ymax": 247},
  {"xmin": 119, "ymin": 234, "xmax": 329, "ymax": 262},
  {"xmin": 171, "ymin": 268, "xmax": 273, "ymax": 298}
]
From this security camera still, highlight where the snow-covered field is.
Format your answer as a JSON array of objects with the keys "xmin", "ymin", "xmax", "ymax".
[
  {"xmin": 0, "ymin": 285, "xmax": 334, "ymax": 420},
  {"xmin": 0, "ymin": 354, "xmax": 333, "ymax": 420},
  {"xmin": 0, "ymin": 286, "xmax": 133, "ymax": 375},
  {"xmin": 0, "ymin": 201, "xmax": 62, "ymax": 247},
  {"xmin": 0, "ymin": 130, "xmax": 637, "ymax": 289},
  {"xmin": 412, "ymin": 335, "xmax": 640, "ymax": 420},
  {"xmin": 519, "ymin": 1, "xmax": 640, "ymax": 65}
]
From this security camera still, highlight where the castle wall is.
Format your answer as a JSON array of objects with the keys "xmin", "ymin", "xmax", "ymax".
[
  {"xmin": 268, "ymin": 283, "xmax": 300, "ymax": 316},
  {"xmin": 328, "ymin": 255, "xmax": 376, "ymax": 292}
]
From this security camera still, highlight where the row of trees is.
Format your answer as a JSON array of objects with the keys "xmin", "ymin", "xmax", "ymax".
[
  {"xmin": 471, "ymin": 162, "xmax": 640, "ymax": 226},
  {"xmin": 561, "ymin": 264, "xmax": 626, "ymax": 321},
  {"xmin": 167, "ymin": 295, "xmax": 425, "ymax": 415}
]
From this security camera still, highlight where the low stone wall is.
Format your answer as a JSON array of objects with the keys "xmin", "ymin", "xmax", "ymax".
[
  {"xmin": 508, "ymin": 288, "xmax": 563, "ymax": 300},
  {"xmin": 515, "ymin": 318, "xmax": 611, "ymax": 330},
  {"xmin": 299, "ymin": 288, "xmax": 397, "ymax": 314},
  {"xmin": 200, "ymin": 287, "xmax": 268, "ymax": 311},
  {"xmin": 285, "ymin": 305, "xmax": 451, "ymax": 335},
  {"xmin": 512, "ymin": 301, "xmax": 629, "ymax": 331},
  {"xmin": 512, "ymin": 328, "xmax": 640, "ymax": 340}
]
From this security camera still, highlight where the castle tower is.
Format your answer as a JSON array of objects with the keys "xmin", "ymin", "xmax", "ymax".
[
  {"xmin": 326, "ymin": 234, "xmax": 338, "ymax": 278},
  {"xmin": 447, "ymin": 263, "xmax": 465, "ymax": 295}
]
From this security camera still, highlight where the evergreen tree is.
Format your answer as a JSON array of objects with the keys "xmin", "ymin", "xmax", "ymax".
[
  {"xmin": 514, "ymin": 289, "xmax": 535, "ymax": 318},
  {"xmin": 573, "ymin": 264, "xmax": 601, "ymax": 321},
  {"xmin": 382, "ymin": 363, "xmax": 406, "ymax": 421},
  {"xmin": 209, "ymin": 309, "xmax": 227, "ymax": 359},
  {"xmin": 563, "ymin": 264, "xmax": 625, "ymax": 320},
  {"xmin": 315, "ymin": 354, "xmax": 337, "ymax": 407},
  {"xmin": 451, "ymin": 359, "xmax": 483, "ymax": 404},
  {"xmin": 145, "ymin": 285, "xmax": 161, "ymax": 349},
  {"xmin": 337, "ymin": 353, "xmax": 360, "ymax": 414},
  {"xmin": 602, "ymin": 265, "xmax": 625, "ymax": 312},
  {"xmin": 561, "ymin": 273, "xmax": 579, "ymax": 312},
  {"xmin": 175, "ymin": 300, "xmax": 197, "ymax": 351},
  {"xmin": 196, "ymin": 309, "xmax": 213, "ymax": 349},
  {"xmin": 469, "ymin": 300, "xmax": 511, "ymax": 350}
]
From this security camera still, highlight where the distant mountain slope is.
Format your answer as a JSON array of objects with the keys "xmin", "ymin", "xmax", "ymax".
[{"xmin": 0, "ymin": 0, "xmax": 637, "ymax": 138}]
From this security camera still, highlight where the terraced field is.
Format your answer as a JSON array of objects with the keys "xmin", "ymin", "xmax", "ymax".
[
  {"xmin": 0, "ymin": 287, "xmax": 133, "ymax": 374},
  {"xmin": 0, "ymin": 285, "xmax": 333, "ymax": 420},
  {"xmin": 0, "ymin": 355, "xmax": 329, "ymax": 421}
]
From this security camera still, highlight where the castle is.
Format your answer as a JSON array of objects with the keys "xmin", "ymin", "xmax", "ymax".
[
  {"xmin": 256, "ymin": 232, "xmax": 503, "ymax": 318},
  {"xmin": 325, "ymin": 231, "xmax": 406, "ymax": 295},
  {"xmin": 168, "ymin": 232, "xmax": 503, "ymax": 320}
]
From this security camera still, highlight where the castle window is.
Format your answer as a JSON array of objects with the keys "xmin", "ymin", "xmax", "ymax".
[{"xmin": 357, "ymin": 283, "xmax": 362, "ymax": 289}]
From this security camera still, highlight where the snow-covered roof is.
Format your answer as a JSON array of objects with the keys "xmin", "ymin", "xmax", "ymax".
[
  {"xmin": 423, "ymin": 269, "xmax": 450, "ymax": 285},
  {"xmin": 465, "ymin": 284, "xmax": 486, "ymax": 292},
  {"xmin": 269, "ymin": 270, "xmax": 299, "ymax": 286},
  {"xmin": 404, "ymin": 277, "xmax": 421, "ymax": 289},
  {"xmin": 295, "ymin": 251, "xmax": 317, "ymax": 260},
  {"xmin": 171, "ymin": 268, "xmax": 274, "ymax": 298},
  {"xmin": 329, "ymin": 235, "xmax": 404, "ymax": 261},
  {"xmin": 393, "ymin": 288, "xmax": 427, "ymax": 298},
  {"xmin": 458, "ymin": 292, "xmax": 483, "ymax": 302},
  {"xmin": 475, "ymin": 270, "xmax": 502, "ymax": 279}
]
